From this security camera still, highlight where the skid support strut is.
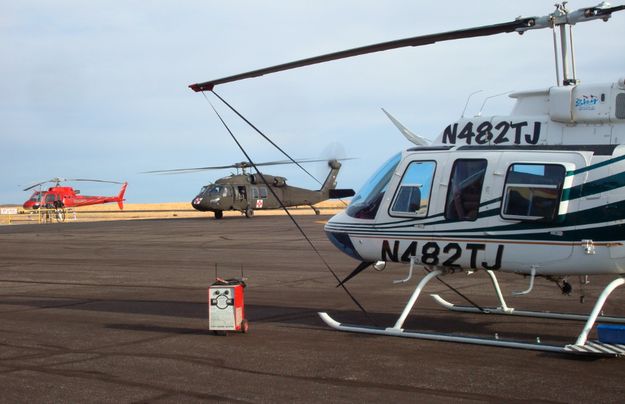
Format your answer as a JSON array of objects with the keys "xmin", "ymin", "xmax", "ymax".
[
  {"xmin": 574, "ymin": 277, "xmax": 625, "ymax": 345},
  {"xmin": 431, "ymin": 271, "xmax": 625, "ymax": 323},
  {"xmin": 390, "ymin": 269, "xmax": 442, "ymax": 330}
]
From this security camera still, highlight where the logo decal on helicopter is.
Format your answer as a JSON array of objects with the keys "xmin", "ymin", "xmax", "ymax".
[
  {"xmin": 256, "ymin": 199, "xmax": 263, "ymax": 208},
  {"xmin": 575, "ymin": 94, "xmax": 600, "ymax": 110},
  {"xmin": 442, "ymin": 120, "xmax": 542, "ymax": 145}
]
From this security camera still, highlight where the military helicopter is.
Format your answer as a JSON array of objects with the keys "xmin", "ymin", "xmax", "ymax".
[
  {"xmin": 146, "ymin": 158, "xmax": 354, "ymax": 219},
  {"xmin": 23, "ymin": 178, "xmax": 127, "ymax": 222},
  {"xmin": 189, "ymin": 2, "xmax": 625, "ymax": 356}
]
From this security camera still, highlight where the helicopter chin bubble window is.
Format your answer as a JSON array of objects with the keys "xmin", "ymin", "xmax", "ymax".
[
  {"xmin": 347, "ymin": 153, "xmax": 401, "ymax": 220},
  {"xmin": 501, "ymin": 163, "xmax": 565, "ymax": 222},
  {"xmin": 389, "ymin": 160, "xmax": 436, "ymax": 218}
]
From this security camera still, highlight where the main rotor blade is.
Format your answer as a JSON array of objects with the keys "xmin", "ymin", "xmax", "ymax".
[
  {"xmin": 22, "ymin": 177, "xmax": 65, "ymax": 191},
  {"xmin": 23, "ymin": 181, "xmax": 49, "ymax": 191},
  {"xmin": 189, "ymin": 18, "xmax": 536, "ymax": 92},
  {"xmin": 23, "ymin": 178, "xmax": 123, "ymax": 190},
  {"xmin": 143, "ymin": 157, "xmax": 356, "ymax": 175},
  {"xmin": 67, "ymin": 178, "xmax": 124, "ymax": 185},
  {"xmin": 253, "ymin": 157, "xmax": 356, "ymax": 167}
]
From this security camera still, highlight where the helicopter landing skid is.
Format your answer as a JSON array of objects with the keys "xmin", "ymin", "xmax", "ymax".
[
  {"xmin": 318, "ymin": 270, "xmax": 625, "ymax": 357},
  {"xmin": 318, "ymin": 312, "xmax": 625, "ymax": 357}
]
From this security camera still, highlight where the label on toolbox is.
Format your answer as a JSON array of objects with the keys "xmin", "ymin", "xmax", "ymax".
[{"xmin": 209, "ymin": 286, "xmax": 236, "ymax": 330}]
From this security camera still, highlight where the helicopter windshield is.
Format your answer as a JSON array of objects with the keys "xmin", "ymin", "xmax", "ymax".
[
  {"xmin": 346, "ymin": 153, "xmax": 401, "ymax": 219},
  {"xmin": 208, "ymin": 185, "xmax": 229, "ymax": 197},
  {"xmin": 28, "ymin": 191, "xmax": 42, "ymax": 202}
]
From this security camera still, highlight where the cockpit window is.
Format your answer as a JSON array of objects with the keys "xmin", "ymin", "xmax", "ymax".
[
  {"xmin": 346, "ymin": 153, "xmax": 401, "ymax": 219},
  {"xmin": 208, "ymin": 185, "xmax": 224, "ymax": 197},
  {"xmin": 390, "ymin": 161, "xmax": 436, "ymax": 217},
  {"xmin": 199, "ymin": 186, "xmax": 209, "ymax": 195},
  {"xmin": 29, "ymin": 192, "xmax": 42, "ymax": 202}
]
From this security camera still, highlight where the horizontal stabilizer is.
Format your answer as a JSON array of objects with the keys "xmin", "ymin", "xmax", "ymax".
[{"xmin": 329, "ymin": 189, "xmax": 355, "ymax": 199}]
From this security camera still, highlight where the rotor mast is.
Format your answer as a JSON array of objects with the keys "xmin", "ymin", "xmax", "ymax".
[
  {"xmin": 557, "ymin": 3, "xmax": 577, "ymax": 85},
  {"xmin": 516, "ymin": 1, "xmax": 624, "ymax": 86}
]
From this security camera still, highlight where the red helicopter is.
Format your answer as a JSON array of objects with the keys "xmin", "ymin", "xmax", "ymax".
[{"xmin": 23, "ymin": 178, "xmax": 128, "ymax": 211}]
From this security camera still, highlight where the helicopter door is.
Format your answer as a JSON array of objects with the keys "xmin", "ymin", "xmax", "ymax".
[
  {"xmin": 221, "ymin": 185, "xmax": 234, "ymax": 207},
  {"xmin": 236, "ymin": 186, "xmax": 247, "ymax": 200},
  {"xmin": 444, "ymin": 159, "xmax": 488, "ymax": 222},
  {"xmin": 44, "ymin": 193, "xmax": 57, "ymax": 207},
  {"xmin": 234, "ymin": 185, "xmax": 248, "ymax": 210},
  {"xmin": 490, "ymin": 151, "xmax": 588, "ymax": 269}
]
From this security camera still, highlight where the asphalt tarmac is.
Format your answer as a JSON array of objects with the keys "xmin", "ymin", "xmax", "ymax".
[{"xmin": 1, "ymin": 215, "xmax": 624, "ymax": 403}]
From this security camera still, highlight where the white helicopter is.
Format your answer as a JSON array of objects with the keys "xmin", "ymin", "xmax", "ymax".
[{"xmin": 190, "ymin": 3, "xmax": 625, "ymax": 356}]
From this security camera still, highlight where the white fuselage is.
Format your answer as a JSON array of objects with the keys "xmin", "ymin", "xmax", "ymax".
[{"xmin": 326, "ymin": 78, "xmax": 625, "ymax": 276}]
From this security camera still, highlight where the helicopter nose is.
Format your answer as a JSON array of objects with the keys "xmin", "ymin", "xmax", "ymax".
[
  {"xmin": 191, "ymin": 196, "xmax": 209, "ymax": 211},
  {"xmin": 325, "ymin": 230, "xmax": 363, "ymax": 261},
  {"xmin": 325, "ymin": 212, "xmax": 364, "ymax": 260}
]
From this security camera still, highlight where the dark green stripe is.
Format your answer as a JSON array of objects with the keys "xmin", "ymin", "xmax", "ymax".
[
  {"xmin": 563, "ymin": 171, "xmax": 625, "ymax": 201},
  {"xmin": 396, "ymin": 199, "xmax": 625, "ymax": 238},
  {"xmin": 480, "ymin": 196, "xmax": 501, "ymax": 207},
  {"xmin": 340, "ymin": 221, "xmax": 625, "ymax": 243},
  {"xmin": 567, "ymin": 153, "xmax": 625, "ymax": 176}
]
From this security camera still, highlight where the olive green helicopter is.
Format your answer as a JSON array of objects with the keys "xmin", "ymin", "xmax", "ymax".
[{"xmin": 147, "ymin": 158, "xmax": 354, "ymax": 219}]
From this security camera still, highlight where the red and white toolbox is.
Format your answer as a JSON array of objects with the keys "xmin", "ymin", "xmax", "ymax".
[{"xmin": 208, "ymin": 278, "xmax": 248, "ymax": 334}]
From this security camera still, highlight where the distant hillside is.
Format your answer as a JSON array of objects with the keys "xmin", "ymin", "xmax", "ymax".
[{"xmin": 1, "ymin": 200, "xmax": 349, "ymax": 225}]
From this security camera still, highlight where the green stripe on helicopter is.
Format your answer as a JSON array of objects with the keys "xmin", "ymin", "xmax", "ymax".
[
  {"xmin": 328, "ymin": 199, "xmax": 625, "ymax": 241},
  {"xmin": 566, "ymin": 153, "xmax": 625, "ymax": 176},
  {"xmin": 563, "ymin": 170, "xmax": 625, "ymax": 201}
]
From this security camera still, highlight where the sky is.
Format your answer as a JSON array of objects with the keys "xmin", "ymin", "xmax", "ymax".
[{"xmin": 2, "ymin": 0, "xmax": 625, "ymax": 204}]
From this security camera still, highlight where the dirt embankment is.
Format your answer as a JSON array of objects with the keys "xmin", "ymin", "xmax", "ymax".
[{"xmin": 0, "ymin": 200, "xmax": 349, "ymax": 225}]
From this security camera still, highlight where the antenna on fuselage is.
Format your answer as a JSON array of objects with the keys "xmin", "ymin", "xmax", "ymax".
[
  {"xmin": 476, "ymin": 91, "xmax": 513, "ymax": 117},
  {"xmin": 461, "ymin": 90, "xmax": 483, "ymax": 118}
]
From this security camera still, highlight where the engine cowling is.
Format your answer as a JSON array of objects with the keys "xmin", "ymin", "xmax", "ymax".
[{"xmin": 273, "ymin": 176, "xmax": 287, "ymax": 187}]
